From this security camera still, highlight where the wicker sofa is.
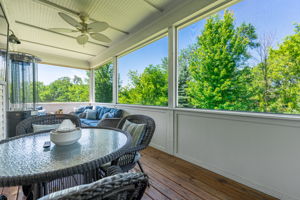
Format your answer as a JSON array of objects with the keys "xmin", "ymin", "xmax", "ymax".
[{"xmin": 73, "ymin": 106, "xmax": 123, "ymax": 128}]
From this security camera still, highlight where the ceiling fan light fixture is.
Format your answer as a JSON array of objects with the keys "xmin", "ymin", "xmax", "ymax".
[
  {"xmin": 53, "ymin": 12, "xmax": 112, "ymax": 45},
  {"xmin": 76, "ymin": 34, "xmax": 89, "ymax": 45}
]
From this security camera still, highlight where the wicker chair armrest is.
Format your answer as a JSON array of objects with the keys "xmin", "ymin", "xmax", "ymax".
[{"xmin": 97, "ymin": 118, "xmax": 122, "ymax": 128}]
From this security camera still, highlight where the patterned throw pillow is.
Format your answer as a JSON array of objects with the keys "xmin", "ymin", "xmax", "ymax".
[
  {"xmin": 86, "ymin": 109, "xmax": 97, "ymax": 120},
  {"xmin": 122, "ymin": 120, "xmax": 146, "ymax": 146},
  {"xmin": 32, "ymin": 124, "xmax": 60, "ymax": 133}
]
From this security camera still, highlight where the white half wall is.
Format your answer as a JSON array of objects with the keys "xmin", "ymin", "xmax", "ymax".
[
  {"xmin": 174, "ymin": 110, "xmax": 300, "ymax": 200},
  {"xmin": 39, "ymin": 102, "xmax": 300, "ymax": 199},
  {"xmin": 112, "ymin": 105, "xmax": 300, "ymax": 200}
]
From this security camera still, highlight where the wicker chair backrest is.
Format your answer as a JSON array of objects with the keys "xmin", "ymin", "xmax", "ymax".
[
  {"xmin": 117, "ymin": 115, "xmax": 155, "ymax": 148},
  {"xmin": 16, "ymin": 114, "xmax": 81, "ymax": 136},
  {"xmin": 38, "ymin": 172, "xmax": 148, "ymax": 200}
]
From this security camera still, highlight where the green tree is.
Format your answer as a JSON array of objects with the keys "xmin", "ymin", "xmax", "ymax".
[
  {"xmin": 118, "ymin": 58, "xmax": 168, "ymax": 106},
  {"xmin": 177, "ymin": 44, "xmax": 197, "ymax": 107},
  {"xmin": 38, "ymin": 76, "xmax": 89, "ymax": 102},
  {"xmin": 186, "ymin": 11, "xmax": 258, "ymax": 110},
  {"xmin": 95, "ymin": 62, "xmax": 113, "ymax": 103},
  {"xmin": 262, "ymin": 24, "xmax": 300, "ymax": 113}
]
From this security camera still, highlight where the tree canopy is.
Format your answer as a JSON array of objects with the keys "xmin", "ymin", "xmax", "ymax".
[
  {"xmin": 94, "ymin": 62, "xmax": 113, "ymax": 103},
  {"xmin": 118, "ymin": 57, "xmax": 168, "ymax": 106},
  {"xmin": 186, "ymin": 11, "xmax": 259, "ymax": 110},
  {"xmin": 38, "ymin": 76, "xmax": 89, "ymax": 102}
]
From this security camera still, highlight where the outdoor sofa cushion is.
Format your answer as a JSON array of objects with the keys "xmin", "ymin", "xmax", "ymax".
[
  {"xmin": 76, "ymin": 106, "xmax": 123, "ymax": 127},
  {"xmin": 80, "ymin": 119, "xmax": 99, "ymax": 127}
]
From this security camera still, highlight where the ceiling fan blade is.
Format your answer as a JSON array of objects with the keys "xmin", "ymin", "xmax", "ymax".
[
  {"xmin": 58, "ymin": 12, "xmax": 81, "ymax": 28},
  {"xmin": 90, "ymin": 33, "xmax": 112, "ymax": 43},
  {"xmin": 87, "ymin": 21, "xmax": 109, "ymax": 32},
  {"xmin": 49, "ymin": 28, "xmax": 79, "ymax": 33},
  {"xmin": 76, "ymin": 34, "xmax": 89, "ymax": 45}
]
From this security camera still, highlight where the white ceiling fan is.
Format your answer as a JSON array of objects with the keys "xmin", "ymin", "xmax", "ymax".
[{"xmin": 50, "ymin": 12, "xmax": 112, "ymax": 45}]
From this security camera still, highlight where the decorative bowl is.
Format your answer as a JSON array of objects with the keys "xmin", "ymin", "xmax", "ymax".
[{"xmin": 50, "ymin": 128, "xmax": 82, "ymax": 146}]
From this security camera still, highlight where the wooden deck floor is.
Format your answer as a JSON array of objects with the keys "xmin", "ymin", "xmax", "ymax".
[{"xmin": 1, "ymin": 147, "xmax": 278, "ymax": 200}]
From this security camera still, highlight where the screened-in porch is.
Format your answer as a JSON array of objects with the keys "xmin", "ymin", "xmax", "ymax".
[{"xmin": 0, "ymin": 0, "xmax": 299, "ymax": 200}]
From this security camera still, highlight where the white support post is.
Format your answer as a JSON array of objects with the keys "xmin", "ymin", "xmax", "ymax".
[
  {"xmin": 167, "ymin": 26, "xmax": 177, "ymax": 154},
  {"xmin": 168, "ymin": 26, "xmax": 176, "ymax": 108},
  {"xmin": 112, "ymin": 56, "xmax": 118, "ymax": 105},
  {"xmin": 89, "ymin": 69, "xmax": 95, "ymax": 103}
]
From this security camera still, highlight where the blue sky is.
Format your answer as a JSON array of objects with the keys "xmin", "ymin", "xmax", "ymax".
[
  {"xmin": 38, "ymin": 64, "xmax": 88, "ymax": 85},
  {"xmin": 39, "ymin": 0, "xmax": 300, "ymax": 86}
]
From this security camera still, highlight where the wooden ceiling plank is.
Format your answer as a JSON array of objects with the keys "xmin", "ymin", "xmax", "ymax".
[
  {"xmin": 15, "ymin": 20, "xmax": 109, "ymax": 48},
  {"xmin": 32, "ymin": 0, "xmax": 129, "ymax": 35},
  {"xmin": 143, "ymin": 0, "xmax": 164, "ymax": 12}
]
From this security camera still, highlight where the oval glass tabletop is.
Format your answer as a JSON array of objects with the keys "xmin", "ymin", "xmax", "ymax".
[{"xmin": 0, "ymin": 128, "xmax": 130, "ymax": 184}]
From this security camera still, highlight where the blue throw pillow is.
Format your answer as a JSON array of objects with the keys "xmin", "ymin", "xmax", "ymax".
[
  {"xmin": 95, "ymin": 106, "xmax": 103, "ymax": 119},
  {"xmin": 102, "ymin": 112, "xmax": 114, "ymax": 119},
  {"xmin": 85, "ymin": 106, "xmax": 93, "ymax": 110},
  {"xmin": 98, "ymin": 107, "xmax": 111, "ymax": 119},
  {"xmin": 86, "ymin": 109, "xmax": 97, "ymax": 120},
  {"xmin": 107, "ymin": 108, "xmax": 122, "ymax": 118},
  {"xmin": 36, "ymin": 106, "xmax": 43, "ymax": 110},
  {"xmin": 75, "ymin": 106, "xmax": 85, "ymax": 114}
]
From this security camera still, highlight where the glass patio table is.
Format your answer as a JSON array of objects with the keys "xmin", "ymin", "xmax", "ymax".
[{"xmin": 0, "ymin": 127, "xmax": 131, "ymax": 197}]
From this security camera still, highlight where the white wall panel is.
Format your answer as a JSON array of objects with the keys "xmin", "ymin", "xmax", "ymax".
[{"xmin": 175, "ymin": 110, "xmax": 300, "ymax": 200}]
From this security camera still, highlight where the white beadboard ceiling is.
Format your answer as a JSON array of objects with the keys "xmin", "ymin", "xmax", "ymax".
[{"xmin": 1, "ymin": 0, "xmax": 223, "ymax": 69}]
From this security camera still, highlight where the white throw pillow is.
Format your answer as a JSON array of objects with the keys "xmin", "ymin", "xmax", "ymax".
[{"xmin": 32, "ymin": 124, "xmax": 60, "ymax": 133}]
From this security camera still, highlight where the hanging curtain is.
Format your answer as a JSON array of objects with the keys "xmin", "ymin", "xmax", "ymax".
[
  {"xmin": 0, "ymin": 50, "xmax": 7, "ymax": 139},
  {"xmin": 0, "ymin": 49, "xmax": 7, "ymax": 82},
  {"xmin": 9, "ymin": 52, "xmax": 40, "ymax": 111}
]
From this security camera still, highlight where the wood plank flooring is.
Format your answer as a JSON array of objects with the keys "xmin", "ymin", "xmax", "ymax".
[{"xmin": 0, "ymin": 147, "xmax": 278, "ymax": 200}]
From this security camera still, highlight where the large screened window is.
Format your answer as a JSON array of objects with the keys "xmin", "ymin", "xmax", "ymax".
[
  {"xmin": 177, "ymin": 0, "xmax": 300, "ymax": 114},
  {"xmin": 38, "ymin": 64, "xmax": 89, "ymax": 102},
  {"xmin": 95, "ymin": 62, "xmax": 113, "ymax": 103},
  {"xmin": 118, "ymin": 36, "xmax": 168, "ymax": 106}
]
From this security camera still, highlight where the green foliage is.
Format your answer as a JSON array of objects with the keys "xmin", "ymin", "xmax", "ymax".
[
  {"xmin": 118, "ymin": 57, "xmax": 168, "ymax": 106},
  {"xmin": 95, "ymin": 63, "xmax": 113, "ymax": 103},
  {"xmin": 252, "ymin": 24, "xmax": 300, "ymax": 113},
  {"xmin": 186, "ymin": 11, "xmax": 259, "ymax": 110},
  {"xmin": 177, "ymin": 44, "xmax": 197, "ymax": 107},
  {"xmin": 38, "ymin": 76, "xmax": 89, "ymax": 102}
]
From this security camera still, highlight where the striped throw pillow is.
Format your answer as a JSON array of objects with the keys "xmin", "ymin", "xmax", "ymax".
[{"xmin": 122, "ymin": 120, "xmax": 146, "ymax": 146}]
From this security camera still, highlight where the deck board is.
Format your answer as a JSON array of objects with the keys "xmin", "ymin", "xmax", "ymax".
[{"xmin": 0, "ymin": 147, "xmax": 278, "ymax": 200}]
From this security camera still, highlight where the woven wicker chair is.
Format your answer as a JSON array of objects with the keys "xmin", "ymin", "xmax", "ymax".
[
  {"xmin": 15, "ymin": 114, "xmax": 81, "ymax": 198},
  {"xmin": 38, "ymin": 166, "xmax": 148, "ymax": 200},
  {"xmin": 16, "ymin": 114, "xmax": 81, "ymax": 136},
  {"xmin": 109, "ymin": 115, "xmax": 155, "ymax": 173}
]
